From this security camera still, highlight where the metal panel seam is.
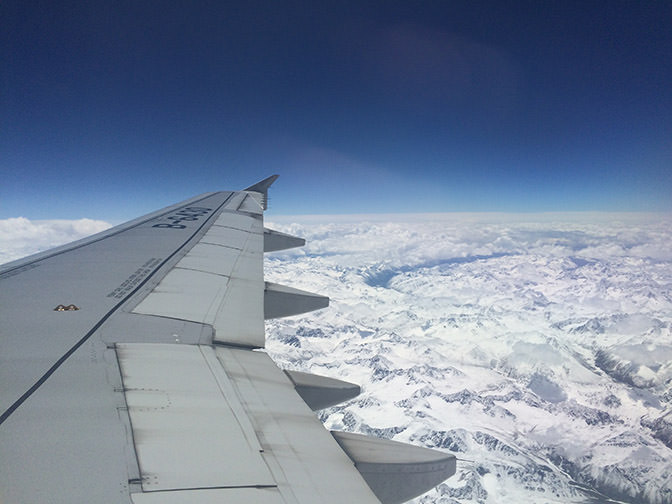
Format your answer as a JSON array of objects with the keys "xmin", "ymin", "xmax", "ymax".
[
  {"xmin": 114, "ymin": 344, "xmax": 144, "ymax": 492},
  {"xmin": 173, "ymin": 266, "xmax": 233, "ymax": 279},
  {"xmin": 198, "ymin": 345, "xmax": 266, "ymax": 455}
]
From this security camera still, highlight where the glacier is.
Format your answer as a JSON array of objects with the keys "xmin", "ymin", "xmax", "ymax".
[{"xmin": 264, "ymin": 213, "xmax": 672, "ymax": 504}]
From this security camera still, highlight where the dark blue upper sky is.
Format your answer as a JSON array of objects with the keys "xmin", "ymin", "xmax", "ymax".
[{"xmin": 2, "ymin": 1, "xmax": 671, "ymax": 219}]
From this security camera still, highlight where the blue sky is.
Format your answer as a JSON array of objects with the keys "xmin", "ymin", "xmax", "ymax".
[{"xmin": 2, "ymin": 1, "xmax": 670, "ymax": 220}]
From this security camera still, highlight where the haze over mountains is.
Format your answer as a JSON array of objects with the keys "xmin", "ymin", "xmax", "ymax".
[{"xmin": 2, "ymin": 212, "xmax": 671, "ymax": 503}]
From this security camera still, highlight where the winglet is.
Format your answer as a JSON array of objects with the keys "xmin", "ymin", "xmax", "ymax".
[{"xmin": 244, "ymin": 175, "xmax": 279, "ymax": 210}]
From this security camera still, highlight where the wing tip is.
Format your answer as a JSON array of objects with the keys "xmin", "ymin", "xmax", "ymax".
[
  {"xmin": 244, "ymin": 174, "xmax": 279, "ymax": 193},
  {"xmin": 244, "ymin": 175, "xmax": 279, "ymax": 210}
]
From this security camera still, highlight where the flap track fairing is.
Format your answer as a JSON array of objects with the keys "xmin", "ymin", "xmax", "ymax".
[
  {"xmin": 332, "ymin": 431, "xmax": 457, "ymax": 504},
  {"xmin": 284, "ymin": 370, "xmax": 361, "ymax": 410},
  {"xmin": 264, "ymin": 282, "xmax": 329, "ymax": 319},
  {"xmin": 263, "ymin": 228, "xmax": 306, "ymax": 252}
]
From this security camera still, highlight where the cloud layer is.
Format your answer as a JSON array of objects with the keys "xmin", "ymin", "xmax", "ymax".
[
  {"xmin": 268, "ymin": 212, "xmax": 672, "ymax": 265},
  {"xmin": 0, "ymin": 217, "xmax": 112, "ymax": 265}
]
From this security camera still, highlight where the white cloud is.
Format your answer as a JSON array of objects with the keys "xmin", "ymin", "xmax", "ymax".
[
  {"xmin": 267, "ymin": 212, "xmax": 672, "ymax": 265},
  {"xmin": 0, "ymin": 217, "xmax": 112, "ymax": 265}
]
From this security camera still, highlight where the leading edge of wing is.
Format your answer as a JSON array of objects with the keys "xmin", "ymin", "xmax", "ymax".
[{"xmin": 0, "ymin": 191, "xmax": 220, "ymax": 274}]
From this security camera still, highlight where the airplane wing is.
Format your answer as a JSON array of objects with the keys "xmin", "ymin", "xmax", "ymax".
[{"xmin": 0, "ymin": 176, "xmax": 455, "ymax": 504}]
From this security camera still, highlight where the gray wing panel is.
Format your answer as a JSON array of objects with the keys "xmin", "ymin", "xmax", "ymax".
[
  {"xmin": 116, "ymin": 343, "xmax": 274, "ymax": 490},
  {"xmin": 216, "ymin": 347, "xmax": 381, "ymax": 503},
  {"xmin": 0, "ymin": 192, "xmax": 219, "ymax": 275},
  {"xmin": 115, "ymin": 343, "xmax": 379, "ymax": 502},
  {"xmin": 0, "ymin": 191, "xmax": 241, "ymax": 504},
  {"xmin": 1, "ymin": 192, "xmax": 234, "ymax": 418},
  {"xmin": 132, "ymin": 192, "xmax": 266, "ymax": 347}
]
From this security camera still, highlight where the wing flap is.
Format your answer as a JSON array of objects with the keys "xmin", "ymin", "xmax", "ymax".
[
  {"xmin": 132, "ymin": 268, "xmax": 231, "ymax": 324},
  {"xmin": 117, "ymin": 343, "xmax": 274, "ymax": 491},
  {"xmin": 216, "ymin": 346, "xmax": 381, "ymax": 503},
  {"xmin": 175, "ymin": 242, "xmax": 241, "ymax": 275}
]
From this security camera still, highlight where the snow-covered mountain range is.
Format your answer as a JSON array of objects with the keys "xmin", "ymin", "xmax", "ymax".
[
  {"xmin": 264, "ymin": 213, "xmax": 672, "ymax": 504},
  {"xmin": 2, "ymin": 212, "xmax": 670, "ymax": 503}
]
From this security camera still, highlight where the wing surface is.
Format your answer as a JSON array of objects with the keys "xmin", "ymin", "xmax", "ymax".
[{"xmin": 0, "ymin": 176, "xmax": 455, "ymax": 503}]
